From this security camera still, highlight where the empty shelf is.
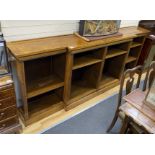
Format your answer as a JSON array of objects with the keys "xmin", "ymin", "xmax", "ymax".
[
  {"xmin": 130, "ymin": 42, "xmax": 142, "ymax": 48},
  {"xmin": 70, "ymin": 81, "xmax": 96, "ymax": 102},
  {"xmin": 27, "ymin": 74, "xmax": 64, "ymax": 98},
  {"xmin": 106, "ymin": 49, "xmax": 127, "ymax": 59},
  {"xmin": 100, "ymin": 74, "xmax": 119, "ymax": 87},
  {"xmin": 126, "ymin": 56, "xmax": 137, "ymax": 63},
  {"xmin": 27, "ymin": 93, "xmax": 64, "ymax": 125},
  {"xmin": 73, "ymin": 56, "xmax": 102, "ymax": 70}
]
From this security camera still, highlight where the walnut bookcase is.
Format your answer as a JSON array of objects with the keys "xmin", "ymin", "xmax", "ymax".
[{"xmin": 7, "ymin": 27, "xmax": 149, "ymax": 126}]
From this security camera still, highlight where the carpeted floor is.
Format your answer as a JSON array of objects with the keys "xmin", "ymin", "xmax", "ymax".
[
  {"xmin": 42, "ymin": 81, "xmax": 144, "ymax": 134},
  {"xmin": 42, "ymin": 93, "xmax": 121, "ymax": 134}
]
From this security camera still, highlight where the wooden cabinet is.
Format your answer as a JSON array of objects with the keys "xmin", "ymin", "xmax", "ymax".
[
  {"xmin": 0, "ymin": 75, "xmax": 21, "ymax": 133},
  {"xmin": 7, "ymin": 26, "xmax": 149, "ymax": 126}
]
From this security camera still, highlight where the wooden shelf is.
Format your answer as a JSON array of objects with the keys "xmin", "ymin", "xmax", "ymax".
[
  {"xmin": 27, "ymin": 93, "xmax": 64, "ymax": 125},
  {"xmin": 130, "ymin": 42, "xmax": 142, "ymax": 48},
  {"xmin": 100, "ymin": 74, "xmax": 119, "ymax": 88},
  {"xmin": 126, "ymin": 56, "xmax": 137, "ymax": 63},
  {"xmin": 73, "ymin": 56, "xmax": 102, "ymax": 70},
  {"xmin": 70, "ymin": 81, "xmax": 96, "ymax": 102},
  {"xmin": 106, "ymin": 49, "xmax": 127, "ymax": 59},
  {"xmin": 27, "ymin": 74, "xmax": 64, "ymax": 98}
]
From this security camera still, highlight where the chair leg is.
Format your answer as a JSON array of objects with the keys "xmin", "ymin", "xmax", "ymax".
[
  {"xmin": 120, "ymin": 115, "xmax": 130, "ymax": 134},
  {"xmin": 107, "ymin": 111, "xmax": 119, "ymax": 133}
]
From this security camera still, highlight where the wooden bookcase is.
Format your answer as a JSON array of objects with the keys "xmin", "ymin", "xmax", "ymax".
[
  {"xmin": 7, "ymin": 27, "xmax": 149, "ymax": 126},
  {"xmin": 125, "ymin": 35, "xmax": 146, "ymax": 70}
]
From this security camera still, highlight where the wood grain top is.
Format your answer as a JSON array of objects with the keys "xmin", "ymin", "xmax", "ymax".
[
  {"xmin": 123, "ymin": 89, "xmax": 155, "ymax": 122},
  {"xmin": 120, "ymin": 102, "xmax": 155, "ymax": 134},
  {"xmin": 7, "ymin": 26, "xmax": 150, "ymax": 61}
]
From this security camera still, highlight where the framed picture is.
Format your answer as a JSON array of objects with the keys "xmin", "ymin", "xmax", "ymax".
[
  {"xmin": 79, "ymin": 20, "xmax": 121, "ymax": 37},
  {"xmin": 144, "ymin": 78, "xmax": 155, "ymax": 110}
]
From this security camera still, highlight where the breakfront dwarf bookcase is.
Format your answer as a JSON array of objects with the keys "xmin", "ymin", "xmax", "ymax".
[{"xmin": 7, "ymin": 26, "xmax": 149, "ymax": 126}]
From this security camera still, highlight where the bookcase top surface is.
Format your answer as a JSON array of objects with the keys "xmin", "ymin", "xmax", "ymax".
[{"xmin": 7, "ymin": 26, "xmax": 149, "ymax": 61}]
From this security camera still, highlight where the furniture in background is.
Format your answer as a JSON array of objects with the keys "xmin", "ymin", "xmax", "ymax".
[
  {"xmin": 138, "ymin": 21, "xmax": 155, "ymax": 67},
  {"xmin": 0, "ymin": 33, "xmax": 10, "ymax": 75},
  {"xmin": 0, "ymin": 75, "xmax": 21, "ymax": 133},
  {"xmin": 7, "ymin": 27, "xmax": 149, "ymax": 126}
]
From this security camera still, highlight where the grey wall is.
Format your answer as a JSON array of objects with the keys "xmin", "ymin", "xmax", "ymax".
[{"xmin": 0, "ymin": 20, "xmax": 139, "ymax": 41}]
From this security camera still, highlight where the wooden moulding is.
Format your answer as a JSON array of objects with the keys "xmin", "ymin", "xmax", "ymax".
[{"xmin": 7, "ymin": 27, "xmax": 149, "ymax": 61}]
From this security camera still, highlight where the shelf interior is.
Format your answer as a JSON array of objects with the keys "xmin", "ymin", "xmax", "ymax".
[
  {"xmin": 128, "ymin": 46, "xmax": 142, "ymax": 58},
  {"xmin": 73, "ymin": 48, "xmax": 105, "ymax": 70},
  {"xmin": 70, "ymin": 80, "xmax": 96, "ymax": 101},
  {"xmin": 100, "ymin": 73, "xmax": 119, "ymax": 87},
  {"xmin": 132, "ymin": 36, "xmax": 145, "ymax": 45},
  {"xmin": 126, "ymin": 56, "xmax": 137, "ymax": 63},
  {"xmin": 27, "ymin": 74, "xmax": 64, "ymax": 98},
  {"xmin": 25, "ymin": 53, "xmax": 66, "ymax": 98},
  {"xmin": 28, "ymin": 88, "xmax": 64, "ymax": 123},
  {"xmin": 100, "ymin": 54, "xmax": 126, "ymax": 87},
  {"xmin": 125, "ymin": 61, "xmax": 136, "ymax": 70},
  {"xmin": 73, "ymin": 55, "xmax": 102, "ymax": 70},
  {"xmin": 70, "ymin": 65, "xmax": 98, "ymax": 101},
  {"xmin": 106, "ymin": 42, "xmax": 130, "ymax": 59},
  {"xmin": 106, "ymin": 48, "xmax": 127, "ymax": 59},
  {"xmin": 130, "ymin": 42, "xmax": 142, "ymax": 48}
]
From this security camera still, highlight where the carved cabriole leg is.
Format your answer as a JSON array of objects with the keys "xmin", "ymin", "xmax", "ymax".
[
  {"xmin": 120, "ymin": 115, "xmax": 131, "ymax": 134},
  {"xmin": 107, "ymin": 65, "xmax": 143, "ymax": 133},
  {"xmin": 107, "ymin": 74, "xmax": 126, "ymax": 132}
]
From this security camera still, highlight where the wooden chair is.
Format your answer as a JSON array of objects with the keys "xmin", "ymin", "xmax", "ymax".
[
  {"xmin": 143, "ymin": 61, "xmax": 155, "ymax": 91},
  {"xmin": 107, "ymin": 65, "xmax": 143, "ymax": 133},
  {"xmin": 120, "ymin": 61, "xmax": 155, "ymax": 134}
]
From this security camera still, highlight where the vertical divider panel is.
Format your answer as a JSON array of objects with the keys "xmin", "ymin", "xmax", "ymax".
[
  {"xmin": 116, "ymin": 41, "xmax": 132, "ymax": 78},
  {"xmin": 123, "ymin": 41, "xmax": 133, "ymax": 71},
  {"xmin": 16, "ymin": 60, "xmax": 29, "ymax": 119},
  {"xmin": 63, "ymin": 51, "xmax": 73, "ymax": 107},
  {"xmin": 134, "ymin": 36, "xmax": 146, "ymax": 66},
  {"xmin": 96, "ymin": 47, "xmax": 108, "ymax": 88}
]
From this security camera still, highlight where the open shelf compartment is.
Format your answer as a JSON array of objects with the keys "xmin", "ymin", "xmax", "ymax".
[
  {"xmin": 70, "ymin": 63, "xmax": 101, "ymax": 101},
  {"xmin": 127, "ymin": 46, "xmax": 141, "ymax": 63},
  {"xmin": 25, "ymin": 53, "xmax": 66, "ymax": 98},
  {"xmin": 73, "ymin": 47, "xmax": 106, "ymax": 70},
  {"xmin": 125, "ymin": 56, "xmax": 137, "ymax": 63},
  {"xmin": 100, "ymin": 54, "xmax": 127, "ymax": 88},
  {"xmin": 26, "ymin": 87, "xmax": 64, "ymax": 124},
  {"xmin": 106, "ymin": 42, "xmax": 130, "ymax": 59},
  {"xmin": 131, "ymin": 36, "xmax": 145, "ymax": 48},
  {"xmin": 125, "ymin": 61, "xmax": 136, "ymax": 70}
]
